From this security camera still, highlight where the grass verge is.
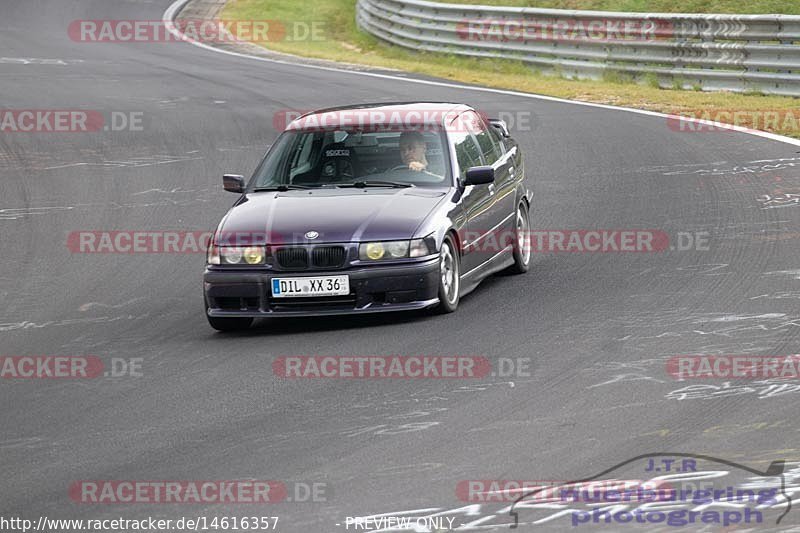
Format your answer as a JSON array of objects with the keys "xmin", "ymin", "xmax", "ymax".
[
  {"xmin": 223, "ymin": 0, "xmax": 800, "ymax": 139},
  {"xmin": 418, "ymin": 0, "xmax": 800, "ymax": 15}
]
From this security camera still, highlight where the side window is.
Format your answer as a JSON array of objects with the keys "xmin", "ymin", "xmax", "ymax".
[
  {"xmin": 470, "ymin": 115, "xmax": 502, "ymax": 165},
  {"xmin": 451, "ymin": 130, "xmax": 483, "ymax": 179},
  {"xmin": 488, "ymin": 124, "xmax": 507, "ymax": 155},
  {"xmin": 474, "ymin": 127, "xmax": 502, "ymax": 166}
]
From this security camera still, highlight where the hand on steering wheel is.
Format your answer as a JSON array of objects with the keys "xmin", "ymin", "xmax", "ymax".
[{"xmin": 390, "ymin": 162, "xmax": 426, "ymax": 172}]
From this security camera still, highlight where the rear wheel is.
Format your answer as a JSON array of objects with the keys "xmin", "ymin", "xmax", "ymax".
[
  {"xmin": 506, "ymin": 202, "xmax": 531, "ymax": 274},
  {"xmin": 206, "ymin": 315, "xmax": 253, "ymax": 332},
  {"xmin": 434, "ymin": 236, "xmax": 460, "ymax": 313}
]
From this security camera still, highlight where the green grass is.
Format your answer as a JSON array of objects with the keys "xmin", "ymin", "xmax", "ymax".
[
  {"xmin": 433, "ymin": 0, "xmax": 800, "ymax": 15},
  {"xmin": 223, "ymin": 0, "xmax": 800, "ymax": 138}
]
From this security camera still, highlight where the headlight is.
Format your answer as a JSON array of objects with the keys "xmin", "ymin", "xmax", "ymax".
[
  {"xmin": 224, "ymin": 247, "xmax": 243, "ymax": 264},
  {"xmin": 208, "ymin": 245, "xmax": 267, "ymax": 265},
  {"xmin": 363, "ymin": 242, "xmax": 385, "ymax": 260},
  {"xmin": 359, "ymin": 236, "xmax": 435, "ymax": 261},
  {"xmin": 243, "ymin": 246, "xmax": 264, "ymax": 264},
  {"xmin": 386, "ymin": 241, "xmax": 409, "ymax": 258}
]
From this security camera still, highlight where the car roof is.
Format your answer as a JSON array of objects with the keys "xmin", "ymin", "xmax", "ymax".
[{"xmin": 285, "ymin": 102, "xmax": 474, "ymax": 132}]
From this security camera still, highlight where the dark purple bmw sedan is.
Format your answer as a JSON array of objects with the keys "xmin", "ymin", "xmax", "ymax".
[{"xmin": 203, "ymin": 102, "xmax": 531, "ymax": 331}]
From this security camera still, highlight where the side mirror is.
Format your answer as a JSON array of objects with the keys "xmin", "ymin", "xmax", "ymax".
[
  {"xmin": 464, "ymin": 166, "xmax": 495, "ymax": 186},
  {"xmin": 223, "ymin": 174, "xmax": 245, "ymax": 193},
  {"xmin": 489, "ymin": 119, "xmax": 510, "ymax": 138}
]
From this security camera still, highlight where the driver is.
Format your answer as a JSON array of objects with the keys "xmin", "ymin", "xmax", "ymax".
[{"xmin": 399, "ymin": 131, "xmax": 428, "ymax": 172}]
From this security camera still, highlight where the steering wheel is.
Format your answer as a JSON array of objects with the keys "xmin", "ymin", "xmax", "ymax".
[{"xmin": 383, "ymin": 165, "xmax": 445, "ymax": 184}]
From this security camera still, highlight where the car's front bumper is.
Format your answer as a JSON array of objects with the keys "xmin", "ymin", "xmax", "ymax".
[{"xmin": 204, "ymin": 257, "xmax": 440, "ymax": 318}]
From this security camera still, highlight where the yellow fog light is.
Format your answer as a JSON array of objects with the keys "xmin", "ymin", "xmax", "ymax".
[
  {"xmin": 365, "ymin": 242, "xmax": 385, "ymax": 260},
  {"xmin": 243, "ymin": 246, "xmax": 264, "ymax": 264}
]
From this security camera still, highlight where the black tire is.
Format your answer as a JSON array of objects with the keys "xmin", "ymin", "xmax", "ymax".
[
  {"xmin": 506, "ymin": 202, "xmax": 531, "ymax": 274},
  {"xmin": 206, "ymin": 315, "xmax": 253, "ymax": 332},
  {"xmin": 434, "ymin": 236, "xmax": 460, "ymax": 314}
]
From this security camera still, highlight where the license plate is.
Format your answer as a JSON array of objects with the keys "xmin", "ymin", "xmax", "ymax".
[{"xmin": 271, "ymin": 276, "xmax": 350, "ymax": 298}]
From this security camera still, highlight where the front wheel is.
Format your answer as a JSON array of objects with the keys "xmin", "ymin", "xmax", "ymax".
[
  {"xmin": 506, "ymin": 202, "xmax": 531, "ymax": 274},
  {"xmin": 434, "ymin": 236, "xmax": 460, "ymax": 314},
  {"xmin": 206, "ymin": 315, "xmax": 253, "ymax": 332}
]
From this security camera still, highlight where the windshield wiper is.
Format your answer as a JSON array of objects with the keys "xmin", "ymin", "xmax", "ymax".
[
  {"xmin": 340, "ymin": 180, "xmax": 413, "ymax": 188},
  {"xmin": 252, "ymin": 184, "xmax": 313, "ymax": 192}
]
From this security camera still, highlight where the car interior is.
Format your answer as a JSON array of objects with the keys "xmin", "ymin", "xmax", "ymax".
[{"xmin": 290, "ymin": 130, "xmax": 447, "ymax": 185}]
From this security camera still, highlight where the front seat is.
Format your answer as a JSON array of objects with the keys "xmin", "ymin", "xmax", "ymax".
[{"xmin": 317, "ymin": 142, "xmax": 359, "ymax": 183}]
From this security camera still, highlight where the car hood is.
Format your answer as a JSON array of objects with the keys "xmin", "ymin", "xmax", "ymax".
[{"xmin": 217, "ymin": 188, "xmax": 447, "ymax": 245}]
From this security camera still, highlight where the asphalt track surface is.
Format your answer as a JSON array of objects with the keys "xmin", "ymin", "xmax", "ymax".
[{"xmin": 2, "ymin": 0, "xmax": 800, "ymax": 531}]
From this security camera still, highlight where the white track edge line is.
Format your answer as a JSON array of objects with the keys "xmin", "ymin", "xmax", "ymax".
[{"xmin": 163, "ymin": 0, "xmax": 800, "ymax": 149}]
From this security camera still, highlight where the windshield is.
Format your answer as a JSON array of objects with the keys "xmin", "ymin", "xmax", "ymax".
[{"xmin": 250, "ymin": 129, "xmax": 451, "ymax": 189}]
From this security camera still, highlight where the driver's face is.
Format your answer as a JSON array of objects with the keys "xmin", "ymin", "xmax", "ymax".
[{"xmin": 400, "ymin": 140, "xmax": 426, "ymax": 165}]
